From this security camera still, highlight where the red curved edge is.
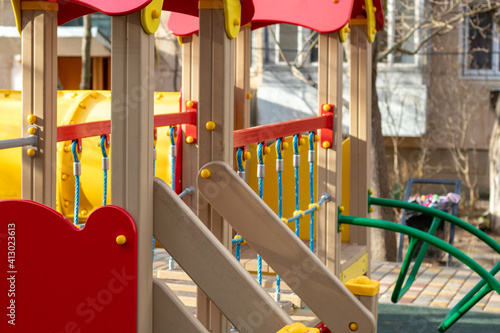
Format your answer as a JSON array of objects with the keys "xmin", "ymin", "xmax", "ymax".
[
  {"xmin": 57, "ymin": 0, "xmax": 152, "ymax": 26},
  {"xmin": 167, "ymin": 0, "xmax": 255, "ymax": 36},
  {"xmin": 169, "ymin": 0, "xmax": 384, "ymax": 37}
]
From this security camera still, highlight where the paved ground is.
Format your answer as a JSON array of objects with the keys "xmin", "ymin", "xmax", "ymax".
[{"xmin": 371, "ymin": 262, "xmax": 500, "ymax": 313}]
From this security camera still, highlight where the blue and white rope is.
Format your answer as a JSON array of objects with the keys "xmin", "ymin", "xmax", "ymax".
[
  {"xmin": 169, "ymin": 127, "xmax": 177, "ymax": 270},
  {"xmin": 293, "ymin": 135, "xmax": 300, "ymax": 237},
  {"xmin": 71, "ymin": 140, "xmax": 80, "ymax": 226},
  {"xmin": 100, "ymin": 136, "xmax": 108, "ymax": 206},
  {"xmin": 308, "ymin": 131, "xmax": 315, "ymax": 252},
  {"xmin": 235, "ymin": 147, "xmax": 245, "ymax": 262},
  {"xmin": 257, "ymin": 142, "xmax": 265, "ymax": 285},
  {"xmin": 275, "ymin": 138, "xmax": 283, "ymax": 301}
]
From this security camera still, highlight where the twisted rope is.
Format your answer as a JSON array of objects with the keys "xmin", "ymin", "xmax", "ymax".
[
  {"xmin": 100, "ymin": 136, "xmax": 108, "ymax": 206},
  {"xmin": 293, "ymin": 135, "xmax": 300, "ymax": 237},
  {"xmin": 71, "ymin": 140, "xmax": 80, "ymax": 226},
  {"xmin": 257, "ymin": 142, "xmax": 265, "ymax": 285},
  {"xmin": 309, "ymin": 131, "xmax": 315, "ymax": 252}
]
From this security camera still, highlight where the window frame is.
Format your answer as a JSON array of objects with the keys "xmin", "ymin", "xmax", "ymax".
[{"xmin": 461, "ymin": 10, "xmax": 500, "ymax": 78}]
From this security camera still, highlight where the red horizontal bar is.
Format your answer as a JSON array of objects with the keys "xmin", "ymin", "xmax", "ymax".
[
  {"xmin": 233, "ymin": 114, "xmax": 333, "ymax": 148},
  {"xmin": 57, "ymin": 113, "xmax": 197, "ymax": 142}
]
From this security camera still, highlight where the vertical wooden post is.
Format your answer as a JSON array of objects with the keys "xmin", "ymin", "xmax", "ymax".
[
  {"xmin": 197, "ymin": 7, "xmax": 235, "ymax": 333},
  {"xmin": 111, "ymin": 13, "xmax": 155, "ymax": 333},
  {"xmin": 181, "ymin": 33, "xmax": 200, "ymax": 211},
  {"xmin": 21, "ymin": 6, "xmax": 58, "ymax": 207},
  {"xmin": 234, "ymin": 25, "xmax": 251, "ymax": 131},
  {"xmin": 317, "ymin": 32, "xmax": 343, "ymax": 275},
  {"xmin": 349, "ymin": 26, "xmax": 371, "ymax": 251}
]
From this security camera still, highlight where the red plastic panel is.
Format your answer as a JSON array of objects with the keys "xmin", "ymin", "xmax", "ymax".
[
  {"xmin": 169, "ymin": 0, "xmax": 384, "ymax": 37},
  {"xmin": 57, "ymin": 0, "xmax": 151, "ymax": 25},
  {"xmin": 352, "ymin": 0, "xmax": 384, "ymax": 31},
  {"xmin": 55, "ymin": 0, "xmax": 254, "ymax": 28},
  {"xmin": 0, "ymin": 200, "xmax": 137, "ymax": 332}
]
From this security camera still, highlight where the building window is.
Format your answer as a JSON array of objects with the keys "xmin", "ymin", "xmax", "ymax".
[
  {"xmin": 264, "ymin": 24, "xmax": 318, "ymax": 66},
  {"xmin": 463, "ymin": 10, "xmax": 499, "ymax": 77},
  {"xmin": 380, "ymin": 0, "xmax": 421, "ymax": 67}
]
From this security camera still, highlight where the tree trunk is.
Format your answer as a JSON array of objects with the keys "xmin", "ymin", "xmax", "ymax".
[
  {"xmin": 370, "ymin": 34, "xmax": 397, "ymax": 261},
  {"xmin": 489, "ymin": 102, "xmax": 500, "ymax": 233},
  {"xmin": 80, "ymin": 15, "xmax": 92, "ymax": 90}
]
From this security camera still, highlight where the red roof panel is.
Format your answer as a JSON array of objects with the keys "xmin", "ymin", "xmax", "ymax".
[{"xmin": 168, "ymin": 0, "xmax": 384, "ymax": 37}]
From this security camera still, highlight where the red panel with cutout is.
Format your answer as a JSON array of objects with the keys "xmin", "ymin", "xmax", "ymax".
[{"xmin": 0, "ymin": 200, "xmax": 137, "ymax": 332}]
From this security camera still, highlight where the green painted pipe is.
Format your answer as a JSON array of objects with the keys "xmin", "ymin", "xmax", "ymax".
[
  {"xmin": 339, "ymin": 215, "xmax": 500, "ymax": 297},
  {"xmin": 392, "ymin": 217, "xmax": 442, "ymax": 303},
  {"xmin": 369, "ymin": 196, "xmax": 500, "ymax": 256}
]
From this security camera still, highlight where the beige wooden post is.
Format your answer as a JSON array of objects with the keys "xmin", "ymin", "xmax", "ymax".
[
  {"xmin": 21, "ymin": 4, "xmax": 58, "ymax": 207},
  {"xmin": 197, "ymin": 6, "xmax": 235, "ymax": 332},
  {"xmin": 110, "ymin": 13, "xmax": 155, "ymax": 333},
  {"xmin": 316, "ymin": 32, "xmax": 343, "ymax": 275},
  {"xmin": 234, "ymin": 24, "xmax": 251, "ymax": 131},
  {"xmin": 181, "ymin": 33, "xmax": 200, "ymax": 211},
  {"xmin": 349, "ymin": 26, "xmax": 371, "ymax": 256}
]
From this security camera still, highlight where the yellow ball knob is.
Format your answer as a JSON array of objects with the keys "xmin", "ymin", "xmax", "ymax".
[
  {"xmin": 186, "ymin": 136, "xmax": 194, "ymax": 144},
  {"xmin": 287, "ymin": 323, "xmax": 308, "ymax": 333},
  {"xmin": 346, "ymin": 26, "xmax": 351, "ymax": 33},
  {"xmin": 322, "ymin": 141, "xmax": 331, "ymax": 149},
  {"xmin": 246, "ymin": 93, "xmax": 252, "ymax": 99},
  {"xmin": 206, "ymin": 121, "xmax": 216, "ymax": 131},
  {"xmin": 339, "ymin": 225, "xmax": 345, "ymax": 232},
  {"xmin": 156, "ymin": 93, "xmax": 164, "ymax": 100},
  {"xmin": 349, "ymin": 322, "xmax": 358, "ymax": 331},
  {"xmin": 116, "ymin": 235, "xmax": 127, "ymax": 245},
  {"xmin": 61, "ymin": 173, "xmax": 68, "ymax": 181},
  {"xmin": 27, "ymin": 114, "xmax": 37, "ymax": 124},
  {"xmin": 244, "ymin": 152, "xmax": 251, "ymax": 160},
  {"xmin": 28, "ymin": 127, "xmax": 37, "ymax": 135},
  {"xmin": 369, "ymin": 189, "xmax": 374, "ymax": 195},
  {"xmin": 372, "ymin": 28, "xmax": 377, "ymax": 35},
  {"xmin": 283, "ymin": 142, "xmax": 289, "ymax": 150},
  {"xmin": 354, "ymin": 276, "xmax": 372, "ymax": 284},
  {"xmin": 281, "ymin": 218, "xmax": 288, "ymax": 224},
  {"xmin": 339, "ymin": 205, "xmax": 345, "ymax": 213},
  {"xmin": 369, "ymin": 207, "xmax": 374, "ymax": 213},
  {"xmin": 299, "ymin": 137, "xmax": 306, "ymax": 146},
  {"xmin": 322, "ymin": 104, "xmax": 332, "ymax": 112},
  {"xmin": 4, "ymin": 91, "xmax": 11, "ymax": 97},
  {"xmin": 186, "ymin": 100, "xmax": 194, "ymax": 108},
  {"xmin": 79, "ymin": 103, "xmax": 86, "ymax": 109},
  {"xmin": 200, "ymin": 169, "xmax": 211, "ymax": 179},
  {"xmin": 152, "ymin": 9, "xmax": 161, "ymax": 19},
  {"xmin": 314, "ymin": 134, "xmax": 320, "ymax": 142},
  {"xmin": 27, "ymin": 148, "xmax": 36, "ymax": 156},
  {"xmin": 81, "ymin": 209, "xmax": 88, "ymax": 216},
  {"xmin": 233, "ymin": 18, "xmax": 240, "ymax": 26},
  {"xmin": 64, "ymin": 200, "xmax": 70, "ymax": 208},
  {"xmin": 264, "ymin": 147, "xmax": 271, "ymax": 155}
]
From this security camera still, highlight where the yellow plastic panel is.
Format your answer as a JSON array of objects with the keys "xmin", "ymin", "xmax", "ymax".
[
  {"xmin": 345, "ymin": 275, "xmax": 380, "ymax": 296},
  {"xmin": 141, "ymin": 0, "xmax": 164, "ymax": 35},
  {"xmin": 340, "ymin": 253, "xmax": 368, "ymax": 283},
  {"xmin": 223, "ymin": 0, "xmax": 241, "ymax": 39},
  {"xmin": 0, "ymin": 90, "xmax": 22, "ymax": 199},
  {"xmin": 341, "ymin": 138, "xmax": 350, "ymax": 242},
  {"xmin": 11, "ymin": 0, "xmax": 21, "ymax": 35},
  {"xmin": 0, "ymin": 90, "xmax": 180, "ymax": 222},
  {"xmin": 247, "ymin": 137, "xmax": 317, "ymax": 240}
]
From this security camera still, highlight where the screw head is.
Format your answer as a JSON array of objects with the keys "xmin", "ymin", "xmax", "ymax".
[
  {"xmin": 200, "ymin": 169, "xmax": 211, "ymax": 179},
  {"xmin": 116, "ymin": 235, "xmax": 127, "ymax": 245}
]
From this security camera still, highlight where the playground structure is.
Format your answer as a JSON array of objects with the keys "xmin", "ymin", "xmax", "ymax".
[{"xmin": 1, "ymin": 0, "xmax": 500, "ymax": 332}]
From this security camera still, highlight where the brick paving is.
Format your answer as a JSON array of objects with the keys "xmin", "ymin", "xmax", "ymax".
[
  {"xmin": 372, "ymin": 262, "xmax": 500, "ymax": 313},
  {"xmin": 155, "ymin": 247, "xmax": 500, "ymax": 315}
]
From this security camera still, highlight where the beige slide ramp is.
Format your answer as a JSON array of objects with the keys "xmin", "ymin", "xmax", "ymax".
[
  {"xmin": 153, "ymin": 278, "xmax": 209, "ymax": 333},
  {"xmin": 197, "ymin": 161, "xmax": 376, "ymax": 333},
  {"xmin": 153, "ymin": 177, "xmax": 292, "ymax": 333}
]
